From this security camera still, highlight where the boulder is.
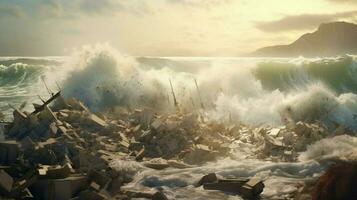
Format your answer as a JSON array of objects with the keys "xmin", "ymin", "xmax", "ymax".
[
  {"xmin": 197, "ymin": 173, "xmax": 218, "ymax": 187},
  {"xmin": 152, "ymin": 191, "xmax": 168, "ymax": 200}
]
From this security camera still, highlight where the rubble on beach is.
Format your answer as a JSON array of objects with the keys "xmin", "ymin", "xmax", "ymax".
[{"xmin": 0, "ymin": 91, "xmax": 354, "ymax": 200}]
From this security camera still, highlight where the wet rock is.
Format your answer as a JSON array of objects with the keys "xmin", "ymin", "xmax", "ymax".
[
  {"xmin": 152, "ymin": 191, "xmax": 168, "ymax": 200},
  {"xmin": 197, "ymin": 173, "xmax": 218, "ymax": 187}
]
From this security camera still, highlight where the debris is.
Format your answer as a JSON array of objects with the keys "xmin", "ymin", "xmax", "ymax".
[
  {"xmin": 0, "ymin": 93, "xmax": 339, "ymax": 200},
  {"xmin": 201, "ymin": 173, "xmax": 264, "ymax": 198},
  {"xmin": 0, "ymin": 141, "xmax": 20, "ymax": 165},
  {"xmin": 0, "ymin": 170, "xmax": 13, "ymax": 194}
]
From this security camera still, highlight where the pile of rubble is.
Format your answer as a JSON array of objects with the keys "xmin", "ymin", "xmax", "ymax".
[{"xmin": 0, "ymin": 91, "xmax": 341, "ymax": 199}]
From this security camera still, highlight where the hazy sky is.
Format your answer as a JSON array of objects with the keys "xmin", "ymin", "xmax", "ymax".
[{"xmin": 0, "ymin": 0, "xmax": 356, "ymax": 56}]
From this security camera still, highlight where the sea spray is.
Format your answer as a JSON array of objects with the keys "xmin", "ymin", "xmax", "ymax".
[
  {"xmin": 299, "ymin": 135, "xmax": 357, "ymax": 161},
  {"xmin": 58, "ymin": 46, "xmax": 357, "ymax": 129}
]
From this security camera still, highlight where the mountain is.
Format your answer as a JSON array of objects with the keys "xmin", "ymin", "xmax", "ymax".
[{"xmin": 251, "ymin": 21, "xmax": 357, "ymax": 57}]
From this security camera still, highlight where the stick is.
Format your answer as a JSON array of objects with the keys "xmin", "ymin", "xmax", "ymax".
[
  {"xmin": 169, "ymin": 79, "xmax": 178, "ymax": 108},
  {"xmin": 31, "ymin": 90, "xmax": 61, "ymax": 114},
  {"xmin": 194, "ymin": 79, "xmax": 205, "ymax": 109}
]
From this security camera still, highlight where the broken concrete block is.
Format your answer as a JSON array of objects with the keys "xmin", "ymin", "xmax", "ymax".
[
  {"xmin": 151, "ymin": 119, "xmax": 163, "ymax": 130},
  {"xmin": 0, "ymin": 169, "xmax": 13, "ymax": 194},
  {"xmin": 38, "ymin": 163, "xmax": 73, "ymax": 179},
  {"xmin": 203, "ymin": 177, "xmax": 264, "ymax": 198},
  {"xmin": 29, "ymin": 176, "xmax": 87, "ymax": 200},
  {"xmin": 0, "ymin": 141, "xmax": 20, "ymax": 165},
  {"xmin": 240, "ymin": 178, "xmax": 264, "ymax": 198},
  {"xmin": 268, "ymin": 128, "xmax": 280, "ymax": 137}
]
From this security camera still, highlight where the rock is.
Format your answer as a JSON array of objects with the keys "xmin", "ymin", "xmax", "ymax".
[
  {"xmin": 197, "ymin": 173, "xmax": 218, "ymax": 187},
  {"xmin": 0, "ymin": 170, "xmax": 13, "ymax": 194},
  {"xmin": 152, "ymin": 191, "xmax": 168, "ymax": 200}
]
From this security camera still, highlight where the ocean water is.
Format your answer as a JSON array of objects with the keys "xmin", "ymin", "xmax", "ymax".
[{"xmin": 0, "ymin": 45, "xmax": 356, "ymax": 199}]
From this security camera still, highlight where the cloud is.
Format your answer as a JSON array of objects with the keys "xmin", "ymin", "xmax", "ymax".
[
  {"xmin": 256, "ymin": 10, "xmax": 357, "ymax": 32},
  {"xmin": 166, "ymin": 0, "xmax": 233, "ymax": 8},
  {"xmin": 327, "ymin": 0, "xmax": 357, "ymax": 4},
  {"xmin": 79, "ymin": 0, "xmax": 123, "ymax": 15},
  {"xmin": 0, "ymin": 0, "xmax": 150, "ymax": 20},
  {"xmin": 0, "ymin": 5, "xmax": 24, "ymax": 18}
]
